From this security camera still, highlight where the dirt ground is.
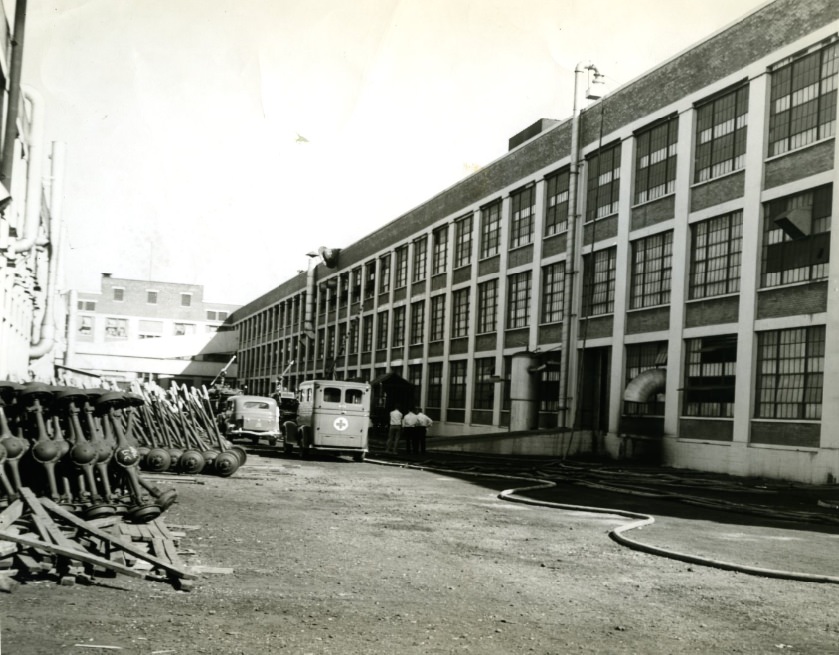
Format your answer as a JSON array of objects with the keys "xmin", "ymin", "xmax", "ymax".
[{"xmin": 2, "ymin": 448, "xmax": 839, "ymax": 655}]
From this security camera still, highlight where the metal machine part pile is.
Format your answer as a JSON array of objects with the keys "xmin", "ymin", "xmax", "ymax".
[{"xmin": 0, "ymin": 380, "xmax": 247, "ymax": 524}]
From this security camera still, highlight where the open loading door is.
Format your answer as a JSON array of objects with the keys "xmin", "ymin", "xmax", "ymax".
[{"xmin": 624, "ymin": 368, "xmax": 666, "ymax": 403}]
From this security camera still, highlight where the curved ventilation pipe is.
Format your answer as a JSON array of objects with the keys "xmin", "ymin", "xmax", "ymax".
[
  {"xmin": 11, "ymin": 85, "xmax": 45, "ymax": 254},
  {"xmin": 30, "ymin": 141, "xmax": 65, "ymax": 360},
  {"xmin": 623, "ymin": 368, "xmax": 666, "ymax": 403}
]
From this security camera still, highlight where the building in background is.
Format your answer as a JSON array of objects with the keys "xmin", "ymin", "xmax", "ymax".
[
  {"xmin": 228, "ymin": 0, "xmax": 839, "ymax": 484},
  {"xmin": 63, "ymin": 273, "xmax": 240, "ymax": 388}
]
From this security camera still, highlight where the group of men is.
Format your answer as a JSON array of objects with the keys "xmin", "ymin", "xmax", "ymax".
[{"xmin": 386, "ymin": 406, "xmax": 432, "ymax": 454}]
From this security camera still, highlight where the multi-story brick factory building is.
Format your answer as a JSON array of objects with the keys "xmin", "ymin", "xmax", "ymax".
[
  {"xmin": 64, "ymin": 273, "xmax": 241, "ymax": 388},
  {"xmin": 229, "ymin": 0, "xmax": 839, "ymax": 483}
]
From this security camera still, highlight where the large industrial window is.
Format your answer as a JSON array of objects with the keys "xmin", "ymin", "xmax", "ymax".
[
  {"xmin": 391, "ymin": 306, "xmax": 405, "ymax": 348},
  {"xmin": 472, "ymin": 358, "xmax": 495, "ymax": 411},
  {"xmin": 326, "ymin": 325, "xmax": 336, "ymax": 358},
  {"xmin": 426, "ymin": 362, "xmax": 443, "ymax": 410},
  {"xmin": 480, "ymin": 200, "xmax": 502, "ymax": 259},
  {"xmin": 760, "ymin": 184, "xmax": 831, "ymax": 287},
  {"xmin": 410, "ymin": 300, "xmax": 425, "ymax": 344},
  {"xmin": 351, "ymin": 267, "xmax": 362, "ymax": 303},
  {"xmin": 451, "ymin": 288, "xmax": 470, "ymax": 338},
  {"xmin": 539, "ymin": 368, "xmax": 561, "ymax": 413},
  {"xmin": 394, "ymin": 246, "xmax": 408, "ymax": 289},
  {"xmin": 582, "ymin": 247, "xmax": 617, "ymax": 316},
  {"xmin": 630, "ymin": 231, "xmax": 673, "ymax": 309},
  {"xmin": 683, "ymin": 335, "xmax": 737, "ymax": 418},
  {"xmin": 634, "ymin": 115, "xmax": 678, "ymax": 203},
  {"xmin": 430, "ymin": 295, "xmax": 446, "ymax": 341},
  {"xmin": 454, "ymin": 215, "xmax": 473, "ymax": 268},
  {"xmin": 755, "ymin": 325, "xmax": 824, "ymax": 420},
  {"xmin": 375, "ymin": 310, "xmax": 389, "ymax": 350},
  {"xmin": 689, "ymin": 211, "xmax": 743, "ymax": 299},
  {"xmin": 541, "ymin": 262, "xmax": 565, "ymax": 323},
  {"xmin": 768, "ymin": 40, "xmax": 838, "ymax": 156},
  {"xmin": 361, "ymin": 315, "xmax": 374, "ymax": 352},
  {"xmin": 448, "ymin": 360, "xmax": 467, "ymax": 410},
  {"xmin": 509, "ymin": 184, "xmax": 535, "ymax": 249},
  {"xmin": 695, "ymin": 84, "xmax": 749, "ymax": 182},
  {"xmin": 586, "ymin": 142, "xmax": 621, "ymax": 222},
  {"xmin": 378, "ymin": 255, "xmax": 391, "ymax": 294},
  {"xmin": 412, "ymin": 238, "xmax": 427, "ymax": 283},
  {"xmin": 506, "ymin": 271, "xmax": 531, "ymax": 329},
  {"xmin": 347, "ymin": 319, "xmax": 359, "ymax": 354},
  {"xmin": 432, "ymin": 226, "xmax": 448, "ymax": 275},
  {"xmin": 364, "ymin": 261, "xmax": 376, "ymax": 299},
  {"xmin": 624, "ymin": 342, "xmax": 667, "ymax": 416},
  {"xmin": 477, "ymin": 279, "xmax": 498, "ymax": 334},
  {"xmin": 544, "ymin": 168, "xmax": 570, "ymax": 236},
  {"xmin": 407, "ymin": 363, "xmax": 423, "ymax": 407}
]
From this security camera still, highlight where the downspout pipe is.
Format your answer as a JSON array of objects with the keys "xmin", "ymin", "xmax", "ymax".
[
  {"xmin": 557, "ymin": 62, "xmax": 598, "ymax": 429},
  {"xmin": 0, "ymin": 0, "xmax": 27, "ymax": 191},
  {"xmin": 11, "ymin": 84, "xmax": 45, "ymax": 254},
  {"xmin": 30, "ymin": 140, "xmax": 64, "ymax": 360}
]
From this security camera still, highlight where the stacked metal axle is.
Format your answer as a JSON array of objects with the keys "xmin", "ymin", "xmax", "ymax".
[{"xmin": 0, "ymin": 381, "xmax": 245, "ymax": 524}]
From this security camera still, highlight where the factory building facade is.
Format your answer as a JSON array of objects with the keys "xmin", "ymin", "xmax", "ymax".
[{"xmin": 229, "ymin": 0, "xmax": 839, "ymax": 484}]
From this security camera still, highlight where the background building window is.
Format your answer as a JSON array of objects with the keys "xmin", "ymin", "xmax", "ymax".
[
  {"xmin": 410, "ymin": 300, "xmax": 425, "ymax": 345},
  {"xmin": 105, "ymin": 317, "xmax": 128, "ymax": 339},
  {"xmin": 586, "ymin": 142, "xmax": 621, "ymax": 221},
  {"xmin": 362, "ymin": 315, "xmax": 374, "ymax": 352},
  {"xmin": 480, "ymin": 201, "xmax": 502, "ymax": 259},
  {"xmin": 684, "ymin": 335, "xmax": 737, "ymax": 418},
  {"xmin": 426, "ymin": 362, "xmax": 443, "ymax": 412},
  {"xmin": 394, "ymin": 246, "xmax": 408, "ymax": 288},
  {"xmin": 432, "ymin": 226, "xmax": 448, "ymax": 275},
  {"xmin": 541, "ymin": 262, "xmax": 565, "ymax": 324},
  {"xmin": 174, "ymin": 323, "xmax": 195, "ymax": 336},
  {"xmin": 695, "ymin": 84, "xmax": 749, "ymax": 182},
  {"xmin": 378, "ymin": 255, "xmax": 391, "ymax": 294},
  {"xmin": 454, "ymin": 215, "xmax": 473, "ymax": 268},
  {"xmin": 113, "ymin": 287, "xmax": 124, "ymax": 302},
  {"xmin": 181, "ymin": 293, "xmax": 192, "ymax": 307},
  {"xmin": 138, "ymin": 319, "xmax": 163, "ymax": 339},
  {"xmin": 506, "ymin": 271, "xmax": 531, "ymax": 329},
  {"xmin": 477, "ymin": 279, "xmax": 497, "ymax": 334},
  {"xmin": 630, "ymin": 231, "xmax": 673, "ymax": 309},
  {"xmin": 755, "ymin": 326, "xmax": 824, "ymax": 420},
  {"xmin": 77, "ymin": 300, "xmax": 96, "ymax": 311},
  {"xmin": 451, "ymin": 288, "xmax": 470, "ymax": 338},
  {"xmin": 391, "ymin": 306, "xmax": 405, "ymax": 348},
  {"xmin": 544, "ymin": 168, "xmax": 570, "ymax": 236},
  {"xmin": 769, "ymin": 41, "xmax": 838, "ymax": 156},
  {"xmin": 509, "ymin": 185, "xmax": 535, "ymax": 249},
  {"xmin": 77, "ymin": 315, "xmax": 93, "ymax": 337},
  {"xmin": 430, "ymin": 295, "xmax": 445, "ymax": 341},
  {"xmin": 624, "ymin": 342, "xmax": 667, "ymax": 416},
  {"xmin": 582, "ymin": 247, "xmax": 617, "ymax": 316},
  {"xmin": 635, "ymin": 116, "xmax": 678, "ymax": 203},
  {"xmin": 376, "ymin": 310, "xmax": 389, "ymax": 350},
  {"xmin": 761, "ymin": 184, "xmax": 831, "ymax": 287},
  {"xmin": 146, "ymin": 290, "xmax": 158, "ymax": 304},
  {"xmin": 448, "ymin": 360, "xmax": 467, "ymax": 410},
  {"xmin": 412, "ymin": 238, "xmax": 427, "ymax": 283},
  {"xmin": 472, "ymin": 358, "xmax": 495, "ymax": 411},
  {"xmin": 689, "ymin": 211, "xmax": 743, "ymax": 299}
]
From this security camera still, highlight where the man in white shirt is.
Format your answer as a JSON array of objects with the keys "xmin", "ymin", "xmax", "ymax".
[
  {"xmin": 402, "ymin": 408, "xmax": 419, "ymax": 454},
  {"xmin": 415, "ymin": 409, "xmax": 432, "ymax": 454},
  {"xmin": 386, "ymin": 407, "xmax": 403, "ymax": 454}
]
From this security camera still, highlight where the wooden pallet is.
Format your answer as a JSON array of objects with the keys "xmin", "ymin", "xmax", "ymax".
[{"xmin": 0, "ymin": 489, "xmax": 197, "ymax": 591}]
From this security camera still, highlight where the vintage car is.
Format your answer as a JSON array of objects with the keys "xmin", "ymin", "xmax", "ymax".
[{"xmin": 219, "ymin": 395, "xmax": 281, "ymax": 446}]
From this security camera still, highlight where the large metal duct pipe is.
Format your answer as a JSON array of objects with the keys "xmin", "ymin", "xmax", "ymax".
[
  {"xmin": 30, "ymin": 141, "xmax": 65, "ymax": 360},
  {"xmin": 510, "ymin": 351, "xmax": 541, "ymax": 431},
  {"xmin": 623, "ymin": 368, "xmax": 667, "ymax": 403},
  {"xmin": 11, "ymin": 85, "xmax": 45, "ymax": 255},
  {"xmin": 0, "ymin": 0, "xmax": 28, "ymax": 191}
]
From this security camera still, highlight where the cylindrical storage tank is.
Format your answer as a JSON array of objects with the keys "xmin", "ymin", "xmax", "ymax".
[{"xmin": 510, "ymin": 351, "xmax": 540, "ymax": 431}]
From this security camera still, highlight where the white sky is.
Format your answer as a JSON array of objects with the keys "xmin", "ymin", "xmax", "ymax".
[{"xmin": 20, "ymin": 0, "xmax": 771, "ymax": 305}]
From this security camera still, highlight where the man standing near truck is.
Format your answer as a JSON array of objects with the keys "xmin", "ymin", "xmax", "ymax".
[
  {"xmin": 415, "ymin": 408, "xmax": 432, "ymax": 454},
  {"xmin": 386, "ymin": 406, "xmax": 403, "ymax": 454}
]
